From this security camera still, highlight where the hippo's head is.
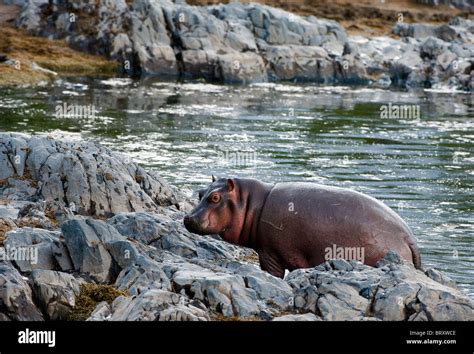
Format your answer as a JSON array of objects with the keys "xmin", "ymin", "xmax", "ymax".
[{"xmin": 184, "ymin": 177, "xmax": 244, "ymax": 244}]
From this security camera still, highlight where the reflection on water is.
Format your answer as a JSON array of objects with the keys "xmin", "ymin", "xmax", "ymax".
[{"xmin": 0, "ymin": 78, "xmax": 473, "ymax": 297}]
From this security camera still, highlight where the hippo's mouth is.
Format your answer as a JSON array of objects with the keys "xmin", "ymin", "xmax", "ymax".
[{"xmin": 183, "ymin": 214, "xmax": 211, "ymax": 235}]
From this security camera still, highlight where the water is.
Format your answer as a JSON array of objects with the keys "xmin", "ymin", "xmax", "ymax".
[{"xmin": 0, "ymin": 78, "xmax": 473, "ymax": 297}]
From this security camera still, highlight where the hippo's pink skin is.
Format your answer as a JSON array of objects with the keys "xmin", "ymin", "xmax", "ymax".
[{"xmin": 184, "ymin": 178, "xmax": 421, "ymax": 278}]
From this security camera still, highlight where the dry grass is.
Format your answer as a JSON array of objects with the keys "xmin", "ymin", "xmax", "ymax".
[
  {"xmin": 240, "ymin": 250, "xmax": 260, "ymax": 264},
  {"xmin": 68, "ymin": 283, "xmax": 127, "ymax": 321},
  {"xmin": 0, "ymin": 218, "xmax": 16, "ymax": 245},
  {"xmin": 0, "ymin": 26, "xmax": 117, "ymax": 86},
  {"xmin": 210, "ymin": 312, "xmax": 262, "ymax": 321}
]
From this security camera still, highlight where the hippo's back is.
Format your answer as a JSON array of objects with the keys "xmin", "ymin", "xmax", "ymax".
[{"xmin": 257, "ymin": 182, "xmax": 419, "ymax": 269}]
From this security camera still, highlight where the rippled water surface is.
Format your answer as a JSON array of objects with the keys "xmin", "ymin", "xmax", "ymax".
[{"xmin": 1, "ymin": 78, "xmax": 473, "ymax": 297}]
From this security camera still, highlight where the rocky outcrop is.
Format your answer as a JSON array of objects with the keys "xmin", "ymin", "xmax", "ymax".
[
  {"xmin": 13, "ymin": 0, "xmax": 472, "ymax": 90},
  {"xmin": 1, "ymin": 133, "xmax": 473, "ymax": 321},
  {"xmin": 287, "ymin": 256, "xmax": 473, "ymax": 321},
  {"xmin": 350, "ymin": 16, "xmax": 474, "ymax": 90},
  {"xmin": 0, "ymin": 133, "xmax": 177, "ymax": 219},
  {"xmin": 415, "ymin": 0, "xmax": 474, "ymax": 12}
]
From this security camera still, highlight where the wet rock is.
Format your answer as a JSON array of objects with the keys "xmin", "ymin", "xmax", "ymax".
[
  {"xmin": 30, "ymin": 270, "xmax": 81, "ymax": 320},
  {"xmin": 265, "ymin": 45, "xmax": 334, "ymax": 82},
  {"xmin": 14, "ymin": 0, "xmax": 356, "ymax": 84},
  {"xmin": 375, "ymin": 250, "xmax": 407, "ymax": 268},
  {"xmin": 0, "ymin": 263, "xmax": 43, "ymax": 321},
  {"xmin": 217, "ymin": 52, "xmax": 266, "ymax": 84}
]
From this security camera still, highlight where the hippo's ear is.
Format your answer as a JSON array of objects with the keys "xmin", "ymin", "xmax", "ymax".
[
  {"xmin": 212, "ymin": 175, "xmax": 217, "ymax": 182},
  {"xmin": 226, "ymin": 178, "xmax": 235, "ymax": 192}
]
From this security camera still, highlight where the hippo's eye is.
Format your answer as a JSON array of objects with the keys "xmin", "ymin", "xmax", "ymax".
[{"xmin": 208, "ymin": 193, "xmax": 221, "ymax": 204}]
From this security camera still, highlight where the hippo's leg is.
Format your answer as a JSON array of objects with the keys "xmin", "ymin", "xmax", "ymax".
[{"xmin": 258, "ymin": 252, "xmax": 285, "ymax": 278}]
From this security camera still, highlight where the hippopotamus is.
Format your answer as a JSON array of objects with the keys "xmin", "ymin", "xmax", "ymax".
[{"xmin": 183, "ymin": 177, "xmax": 421, "ymax": 278}]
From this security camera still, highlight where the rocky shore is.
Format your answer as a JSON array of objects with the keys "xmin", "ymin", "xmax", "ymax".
[
  {"xmin": 0, "ymin": 0, "xmax": 465, "ymax": 89},
  {"xmin": 0, "ymin": 133, "xmax": 473, "ymax": 321}
]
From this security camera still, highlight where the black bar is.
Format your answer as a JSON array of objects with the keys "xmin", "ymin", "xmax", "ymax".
[{"xmin": 0, "ymin": 321, "xmax": 472, "ymax": 353}]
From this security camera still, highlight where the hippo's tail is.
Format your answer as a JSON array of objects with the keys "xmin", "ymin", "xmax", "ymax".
[{"xmin": 409, "ymin": 240, "xmax": 422, "ymax": 270}]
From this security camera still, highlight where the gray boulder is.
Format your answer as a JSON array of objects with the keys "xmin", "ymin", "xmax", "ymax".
[
  {"xmin": 172, "ymin": 268, "xmax": 260, "ymax": 318},
  {"xmin": 61, "ymin": 219, "xmax": 116, "ymax": 283},
  {"xmin": 3, "ymin": 227, "xmax": 63, "ymax": 272},
  {"xmin": 115, "ymin": 255, "xmax": 172, "ymax": 295},
  {"xmin": 107, "ymin": 289, "xmax": 209, "ymax": 321},
  {"xmin": 393, "ymin": 23, "xmax": 437, "ymax": 39},
  {"xmin": 107, "ymin": 212, "xmax": 171, "ymax": 245},
  {"xmin": 272, "ymin": 313, "xmax": 321, "ymax": 321},
  {"xmin": 231, "ymin": 263, "xmax": 292, "ymax": 311},
  {"xmin": 0, "ymin": 263, "xmax": 43, "ymax": 321},
  {"xmin": 30, "ymin": 269, "xmax": 81, "ymax": 320}
]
